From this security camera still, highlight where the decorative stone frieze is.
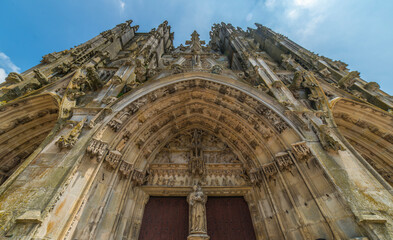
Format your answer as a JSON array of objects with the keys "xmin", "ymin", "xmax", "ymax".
[
  {"xmin": 107, "ymin": 118, "xmax": 124, "ymax": 132},
  {"xmin": 262, "ymin": 162, "xmax": 277, "ymax": 179},
  {"xmin": 86, "ymin": 138, "xmax": 108, "ymax": 160},
  {"xmin": 105, "ymin": 150, "xmax": 122, "ymax": 168},
  {"xmin": 275, "ymin": 152, "xmax": 293, "ymax": 170},
  {"xmin": 291, "ymin": 141, "xmax": 312, "ymax": 161},
  {"xmin": 119, "ymin": 161, "xmax": 133, "ymax": 176}
]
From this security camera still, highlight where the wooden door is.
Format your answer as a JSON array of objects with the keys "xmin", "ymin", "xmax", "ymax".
[
  {"xmin": 206, "ymin": 197, "xmax": 256, "ymax": 240},
  {"xmin": 138, "ymin": 197, "xmax": 188, "ymax": 240}
]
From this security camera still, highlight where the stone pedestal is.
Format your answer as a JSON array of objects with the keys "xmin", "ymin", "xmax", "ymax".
[{"xmin": 187, "ymin": 233, "xmax": 210, "ymax": 240}]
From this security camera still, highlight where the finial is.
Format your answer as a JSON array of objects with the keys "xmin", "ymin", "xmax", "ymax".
[{"xmin": 185, "ymin": 30, "xmax": 205, "ymax": 53}]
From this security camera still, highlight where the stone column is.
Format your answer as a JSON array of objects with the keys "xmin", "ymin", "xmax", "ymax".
[{"xmin": 187, "ymin": 185, "xmax": 210, "ymax": 240}]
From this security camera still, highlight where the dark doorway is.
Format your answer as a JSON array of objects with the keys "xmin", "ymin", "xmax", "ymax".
[
  {"xmin": 138, "ymin": 197, "xmax": 189, "ymax": 240},
  {"xmin": 206, "ymin": 197, "xmax": 256, "ymax": 240}
]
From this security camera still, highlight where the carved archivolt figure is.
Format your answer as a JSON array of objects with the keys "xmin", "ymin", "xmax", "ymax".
[{"xmin": 188, "ymin": 185, "xmax": 208, "ymax": 233}]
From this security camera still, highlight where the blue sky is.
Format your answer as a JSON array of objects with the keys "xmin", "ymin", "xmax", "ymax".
[{"xmin": 1, "ymin": 0, "xmax": 392, "ymax": 94}]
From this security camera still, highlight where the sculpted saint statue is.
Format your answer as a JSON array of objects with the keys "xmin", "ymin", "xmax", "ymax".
[{"xmin": 188, "ymin": 185, "xmax": 207, "ymax": 233}]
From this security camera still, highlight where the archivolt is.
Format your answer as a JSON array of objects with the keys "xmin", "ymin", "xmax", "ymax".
[
  {"xmin": 0, "ymin": 93, "xmax": 59, "ymax": 185},
  {"xmin": 75, "ymin": 74, "xmax": 360, "ymax": 240},
  {"xmin": 98, "ymin": 72, "xmax": 302, "ymax": 171},
  {"xmin": 332, "ymin": 97, "xmax": 393, "ymax": 185}
]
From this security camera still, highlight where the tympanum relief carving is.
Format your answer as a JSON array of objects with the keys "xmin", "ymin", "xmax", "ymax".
[
  {"xmin": 147, "ymin": 129, "xmax": 246, "ymax": 187},
  {"xmin": 153, "ymin": 129, "xmax": 240, "ymax": 165}
]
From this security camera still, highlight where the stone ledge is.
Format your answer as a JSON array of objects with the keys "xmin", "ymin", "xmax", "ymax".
[{"xmin": 15, "ymin": 210, "xmax": 42, "ymax": 223}]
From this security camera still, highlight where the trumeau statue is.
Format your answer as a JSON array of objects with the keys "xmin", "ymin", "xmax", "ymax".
[
  {"xmin": 188, "ymin": 185, "xmax": 209, "ymax": 239},
  {"xmin": 0, "ymin": 19, "xmax": 392, "ymax": 240}
]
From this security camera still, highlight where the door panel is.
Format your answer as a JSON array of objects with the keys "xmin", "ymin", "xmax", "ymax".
[
  {"xmin": 138, "ymin": 197, "xmax": 188, "ymax": 240},
  {"xmin": 206, "ymin": 197, "xmax": 256, "ymax": 240}
]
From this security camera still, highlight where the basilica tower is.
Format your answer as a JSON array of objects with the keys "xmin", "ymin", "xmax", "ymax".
[{"xmin": 0, "ymin": 20, "xmax": 392, "ymax": 239}]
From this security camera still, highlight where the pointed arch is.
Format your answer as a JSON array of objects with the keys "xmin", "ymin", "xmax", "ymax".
[
  {"xmin": 331, "ymin": 97, "xmax": 393, "ymax": 185},
  {"xmin": 97, "ymin": 72, "xmax": 303, "ymax": 171},
  {"xmin": 0, "ymin": 93, "xmax": 60, "ymax": 185},
  {"xmin": 66, "ymin": 73, "xmax": 365, "ymax": 240}
]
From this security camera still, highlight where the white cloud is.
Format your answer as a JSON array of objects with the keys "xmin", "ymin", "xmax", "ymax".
[
  {"xmin": 286, "ymin": 9, "xmax": 299, "ymax": 20},
  {"xmin": 0, "ymin": 68, "xmax": 7, "ymax": 83},
  {"xmin": 119, "ymin": 0, "xmax": 125, "ymax": 10},
  {"xmin": 294, "ymin": 0, "xmax": 318, "ymax": 8},
  {"xmin": 0, "ymin": 52, "xmax": 20, "ymax": 73},
  {"xmin": 265, "ymin": 0, "xmax": 277, "ymax": 9},
  {"xmin": 246, "ymin": 13, "xmax": 253, "ymax": 21},
  {"xmin": 264, "ymin": 0, "xmax": 334, "ymax": 37},
  {"xmin": 0, "ymin": 52, "xmax": 20, "ymax": 83}
]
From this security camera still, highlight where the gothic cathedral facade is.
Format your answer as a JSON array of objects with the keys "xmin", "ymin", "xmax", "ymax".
[{"xmin": 0, "ymin": 20, "xmax": 392, "ymax": 239}]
